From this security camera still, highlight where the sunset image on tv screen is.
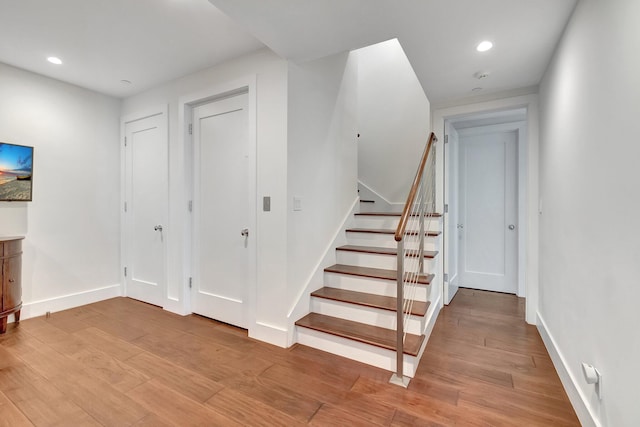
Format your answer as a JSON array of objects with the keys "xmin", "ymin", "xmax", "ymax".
[{"xmin": 0, "ymin": 142, "xmax": 33, "ymax": 201}]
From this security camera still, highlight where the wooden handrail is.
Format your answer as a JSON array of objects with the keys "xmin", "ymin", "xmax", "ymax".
[{"xmin": 394, "ymin": 132, "xmax": 437, "ymax": 242}]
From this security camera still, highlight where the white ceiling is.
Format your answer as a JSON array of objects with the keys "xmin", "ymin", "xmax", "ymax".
[
  {"xmin": 210, "ymin": 0, "xmax": 578, "ymax": 105},
  {"xmin": 0, "ymin": 0, "xmax": 265, "ymax": 98},
  {"xmin": 0, "ymin": 0, "xmax": 577, "ymax": 103}
]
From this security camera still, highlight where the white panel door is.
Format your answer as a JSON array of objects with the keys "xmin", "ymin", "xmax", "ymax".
[
  {"xmin": 444, "ymin": 122, "xmax": 460, "ymax": 304},
  {"xmin": 458, "ymin": 130, "xmax": 517, "ymax": 294},
  {"xmin": 192, "ymin": 92, "xmax": 252, "ymax": 329},
  {"xmin": 124, "ymin": 112, "xmax": 168, "ymax": 307}
]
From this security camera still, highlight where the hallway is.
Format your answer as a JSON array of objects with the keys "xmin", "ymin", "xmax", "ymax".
[{"xmin": 413, "ymin": 288, "xmax": 579, "ymax": 424}]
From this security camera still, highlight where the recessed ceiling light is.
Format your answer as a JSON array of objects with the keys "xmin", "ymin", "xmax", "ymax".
[
  {"xmin": 476, "ymin": 41, "xmax": 493, "ymax": 52},
  {"xmin": 120, "ymin": 79, "xmax": 132, "ymax": 85},
  {"xmin": 47, "ymin": 56, "xmax": 63, "ymax": 65},
  {"xmin": 472, "ymin": 87, "xmax": 483, "ymax": 92}
]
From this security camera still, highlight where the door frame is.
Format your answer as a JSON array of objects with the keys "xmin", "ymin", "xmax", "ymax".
[
  {"xmin": 178, "ymin": 76, "xmax": 257, "ymax": 325},
  {"xmin": 120, "ymin": 105, "xmax": 169, "ymax": 306},
  {"xmin": 456, "ymin": 122, "xmax": 526, "ymax": 296},
  {"xmin": 443, "ymin": 121, "xmax": 460, "ymax": 304},
  {"xmin": 433, "ymin": 94, "xmax": 540, "ymax": 325}
]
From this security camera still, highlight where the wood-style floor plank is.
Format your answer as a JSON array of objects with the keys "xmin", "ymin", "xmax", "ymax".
[
  {"xmin": 0, "ymin": 293, "xmax": 578, "ymax": 426},
  {"xmin": 67, "ymin": 347, "xmax": 150, "ymax": 393},
  {"xmin": 6, "ymin": 377, "xmax": 101, "ymax": 426},
  {"xmin": 48, "ymin": 370, "xmax": 149, "ymax": 426},
  {"xmin": 309, "ymin": 404, "xmax": 379, "ymax": 427},
  {"xmin": 124, "ymin": 351, "xmax": 223, "ymax": 403},
  {"xmin": 0, "ymin": 390, "xmax": 35, "ymax": 427},
  {"xmin": 126, "ymin": 379, "xmax": 240, "ymax": 426},
  {"xmin": 219, "ymin": 375, "xmax": 322, "ymax": 423},
  {"xmin": 72, "ymin": 326, "xmax": 145, "ymax": 361},
  {"xmin": 205, "ymin": 387, "xmax": 305, "ymax": 427},
  {"xmin": 131, "ymin": 414, "xmax": 174, "ymax": 427}
]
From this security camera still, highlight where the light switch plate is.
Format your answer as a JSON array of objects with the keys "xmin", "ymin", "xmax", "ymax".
[
  {"xmin": 293, "ymin": 197, "xmax": 302, "ymax": 211},
  {"xmin": 263, "ymin": 196, "xmax": 271, "ymax": 212}
]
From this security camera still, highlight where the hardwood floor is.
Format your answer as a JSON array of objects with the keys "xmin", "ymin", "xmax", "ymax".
[{"xmin": 0, "ymin": 289, "xmax": 578, "ymax": 426}]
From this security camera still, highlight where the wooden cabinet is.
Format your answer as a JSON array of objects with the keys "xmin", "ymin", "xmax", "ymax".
[{"xmin": 0, "ymin": 237, "xmax": 23, "ymax": 334}]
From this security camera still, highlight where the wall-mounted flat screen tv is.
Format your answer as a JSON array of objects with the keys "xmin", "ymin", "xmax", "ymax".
[{"xmin": 0, "ymin": 142, "xmax": 33, "ymax": 201}]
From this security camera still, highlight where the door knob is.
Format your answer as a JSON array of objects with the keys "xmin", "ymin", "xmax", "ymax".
[
  {"xmin": 508, "ymin": 224, "xmax": 515, "ymax": 230},
  {"xmin": 154, "ymin": 225, "xmax": 163, "ymax": 232},
  {"xmin": 241, "ymin": 228, "xmax": 249, "ymax": 237}
]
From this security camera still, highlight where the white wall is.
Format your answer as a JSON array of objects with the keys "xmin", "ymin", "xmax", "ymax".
[
  {"xmin": 538, "ymin": 0, "xmax": 640, "ymax": 425},
  {"xmin": 121, "ymin": 48, "xmax": 290, "ymax": 346},
  {"xmin": 0, "ymin": 62, "xmax": 121, "ymax": 317},
  {"xmin": 286, "ymin": 52, "xmax": 359, "ymax": 336},
  {"xmin": 356, "ymin": 39, "xmax": 431, "ymax": 206}
]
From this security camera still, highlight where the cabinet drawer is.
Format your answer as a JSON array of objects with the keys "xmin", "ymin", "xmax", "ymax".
[{"xmin": 3, "ymin": 240, "xmax": 22, "ymax": 257}]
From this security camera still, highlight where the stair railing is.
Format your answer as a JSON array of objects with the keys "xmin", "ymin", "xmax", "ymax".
[{"xmin": 390, "ymin": 132, "xmax": 437, "ymax": 387}]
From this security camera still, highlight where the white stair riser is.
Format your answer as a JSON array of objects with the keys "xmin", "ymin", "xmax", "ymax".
[
  {"xmin": 324, "ymin": 272, "xmax": 429, "ymax": 301},
  {"xmin": 354, "ymin": 217, "xmax": 441, "ymax": 231},
  {"xmin": 357, "ymin": 204, "xmax": 380, "ymax": 213},
  {"xmin": 346, "ymin": 232, "xmax": 440, "ymax": 250},
  {"xmin": 310, "ymin": 298, "xmax": 425, "ymax": 335},
  {"xmin": 296, "ymin": 327, "xmax": 420, "ymax": 378},
  {"xmin": 337, "ymin": 251, "xmax": 437, "ymax": 272}
]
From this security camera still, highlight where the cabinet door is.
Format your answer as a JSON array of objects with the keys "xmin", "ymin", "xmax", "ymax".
[
  {"xmin": 0, "ymin": 261, "xmax": 3, "ymax": 312},
  {"xmin": 3, "ymin": 256, "xmax": 21, "ymax": 311}
]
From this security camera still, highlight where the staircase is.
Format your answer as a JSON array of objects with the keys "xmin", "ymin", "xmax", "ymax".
[{"xmin": 295, "ymin": 211, "xmax": 442, "ymax": 377}]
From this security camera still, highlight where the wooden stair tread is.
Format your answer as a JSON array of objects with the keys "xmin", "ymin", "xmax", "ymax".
[
  {"xmin": 324, "ymin": 264, "xmax": 434, "ymax": 285},
  {"xmin": 295, "ymin": 313, "xmax": 424, "ymax": 356},
  {"xmin": 346, "ymin": 228, "xmax": 441, "ymax": 236},
  {"xmin": 311, "ymin": 287, "xmax": 429, "ymax": 316},
  {"xmin": 355, "ymin": 212, "xmax": 442, "ymax": 217},
  {"xmin": 337, "ymin": 245, "xmax": 438, "ymax": 259}
]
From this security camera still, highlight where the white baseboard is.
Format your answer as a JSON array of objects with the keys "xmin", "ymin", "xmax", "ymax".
[
  {"xmin": 537, "ymin": 312, "xmax": 601, "ymax": 427},
  {"xmin": 423, "ymin": 294, "xmax": 441, "ymax": 342},
  {"xmin": 19, "ymin": 284, "xmax": 123, "ymax": 321},
  {"xmin": 249, "ymin": 321, "xmax": 288, "ymax": 348}
]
